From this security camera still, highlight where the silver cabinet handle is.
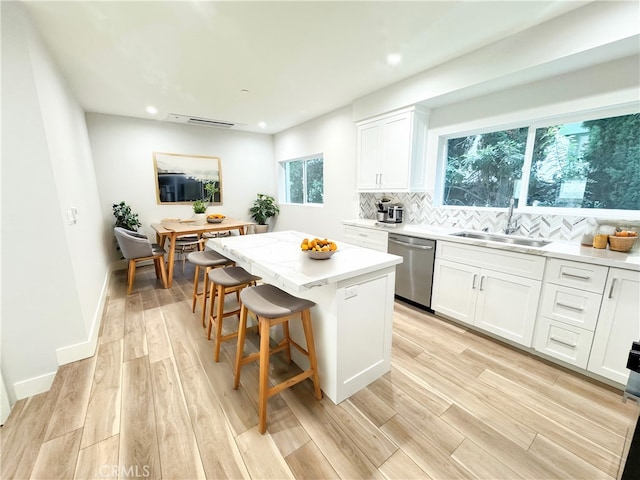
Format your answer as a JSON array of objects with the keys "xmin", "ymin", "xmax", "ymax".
[
  {"xmin": 479, "ymin": 276, "xmax": 485, "ymax": 291},
  {"xmin": 608, "ymin": 278, "xmax": 617, "ymax": 299},
  {"xmin": 358, "ymin": 233, "xmax": 368, "ymax": 237},
  {"xmin": 550, "ymin": 336, "xmax": 577, "ymax": 348},
  {"xmin": 378, "ymin": 173, "xmax": 383, "ymax": 186},
  {"xmin": 556, "ymin": 302, "xmax": 584, "ymax": 312},
  {"xmin": 472, "ymin": 274, "xmax": 477, "ymax": 289},
  {"xmin": 388, "ymin": 239, "xmax": 433, "ymax": 250},
  {"xmin": 561, "ymin": 272, "xmax": 591, "ymax": 281}
]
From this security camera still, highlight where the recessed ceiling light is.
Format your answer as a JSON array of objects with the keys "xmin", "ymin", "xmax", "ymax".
[
  {"xmin": 386, "ymin": 53, "xmax": 402, "ymax": 66},
  {"xmin": 146, "ymin": 105, "xmax": 158, "ymax": 114},
  {"xmin": 258, "ymin": 122, "xmax": 266, "ymax": 129},
  {"xmin": 241, "ymin": 89, "xmax": 250, "ymax": 94}
]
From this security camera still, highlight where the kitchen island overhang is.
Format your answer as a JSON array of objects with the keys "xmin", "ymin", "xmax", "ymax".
[{"xmin": 207, "ymin": 230, "xmax": 402, "ymax": 404}]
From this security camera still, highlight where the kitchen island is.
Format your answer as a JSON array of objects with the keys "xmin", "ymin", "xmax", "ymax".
[{"xmin": 207, "ymin": 230, "xmax": 402, "ymax": 404}]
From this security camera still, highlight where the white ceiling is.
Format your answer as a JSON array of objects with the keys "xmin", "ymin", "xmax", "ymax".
[{"xmin": 23, "ymin": 1, "xmax": 592, "ymax": 134}]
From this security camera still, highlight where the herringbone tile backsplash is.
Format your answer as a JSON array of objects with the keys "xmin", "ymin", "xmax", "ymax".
[{"xmin": 360, "ymin": 192, "xmax": 638, "ymax": 243}]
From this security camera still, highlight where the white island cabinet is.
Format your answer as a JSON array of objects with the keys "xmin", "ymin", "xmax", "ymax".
[{"xmin": 207, "ymin": 231, "xmax": 402, "ymax": 404}]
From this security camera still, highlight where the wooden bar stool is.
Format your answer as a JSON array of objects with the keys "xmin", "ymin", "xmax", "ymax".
[
  {"xmin": 187, "ymin": 250, "xmax": 234, "ymax": 327},
  {"xmin": 207, "ymin": 266, "xmax": 261, "ymax": 361},
  {"xmin": 234, "ymin": 284, "xmax": 322, "ymax": 433}
]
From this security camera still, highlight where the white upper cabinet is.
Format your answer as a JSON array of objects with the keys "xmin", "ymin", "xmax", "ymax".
[{"xmin": 356, "ymin": 106, "xmax": 429, "ymax": 192}]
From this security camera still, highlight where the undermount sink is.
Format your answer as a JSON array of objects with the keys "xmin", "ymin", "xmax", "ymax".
[{"xmin": 450, "ymin": 231, "xmax": 552, "ymax": 248}]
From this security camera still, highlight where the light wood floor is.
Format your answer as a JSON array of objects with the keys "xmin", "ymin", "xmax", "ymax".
[{"xmin": 2, "ymin": 262, "xmax": 638, "ymax": 479}]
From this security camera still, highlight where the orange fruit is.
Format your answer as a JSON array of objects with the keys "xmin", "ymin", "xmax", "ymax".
[{"xmin": 617, "ymin": 231, "xmax": 629, "ymax": 237}]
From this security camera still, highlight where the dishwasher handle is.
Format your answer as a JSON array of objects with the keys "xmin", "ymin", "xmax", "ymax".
[{"xmin": 388, "ymin": 238, "xmax": 434, "ymax": 250}]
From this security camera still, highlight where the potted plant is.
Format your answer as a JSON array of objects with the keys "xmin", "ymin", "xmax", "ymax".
[
  {"xmin": 193, "ymin": 199, "xmax": 208, "ymax": 225},
  {"xmin": 112, "ymin": 201, "xmax": 142, "ymax": 231},
  {"xmin": 249, "ymin": 193, "xmax": 279, "ymax": 233}
]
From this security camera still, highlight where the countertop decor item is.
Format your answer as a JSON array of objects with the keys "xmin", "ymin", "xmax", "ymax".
[
  {"xmin": 300, "ymin": 237, "xmax": 338, "ymax": 259},
  {"xmin": 609, "ymin": 235, "xmax": 638, "ymax": 252},
  {"xmin": 593, "ymin": 234, "xmax": 609, "ymax": 249},
  {"xmin": 308, "ymin": 250, "xmax": 336, "ymax": 260}
]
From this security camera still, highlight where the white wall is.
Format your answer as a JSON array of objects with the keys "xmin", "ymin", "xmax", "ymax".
[
  {"xmin": 274, "ymin": 106, "xmax": 359, "ymax": 242},
  {"xmin": 1, "ymin": 2, "xmax": 110, "ymax": 403},
  {"xmin": 86, "ymin": 113, "xmax": 275, "ymax": 256}
]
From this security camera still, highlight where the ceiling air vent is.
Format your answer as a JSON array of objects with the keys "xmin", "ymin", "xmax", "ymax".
[{"xmin": 167, "ymin": 113, "xmax": 243, "ymax": 129}]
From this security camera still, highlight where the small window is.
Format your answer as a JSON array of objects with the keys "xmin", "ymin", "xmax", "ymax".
[
  {"xmin": 443, "ymin": 127, "xmax": 528, "ymax": 208},
  {"xmin": 282, "ymin": 154, "xmax": 324, "ymax": 205}
]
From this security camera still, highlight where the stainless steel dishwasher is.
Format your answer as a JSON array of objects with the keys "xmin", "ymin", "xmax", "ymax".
[{"xmin": 388, "ymin": 233, "xmax": 436, "ymax": 309}]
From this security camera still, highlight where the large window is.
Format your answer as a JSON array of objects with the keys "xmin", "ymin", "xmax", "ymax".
[
  {"xmin": 282, "ymin": 154, "xmax": 324, "ymax": 205},
  {"xmin": 444, "ymin": 128, "xmax": 527, "ymax": 208},
  {"xmin": 442, "ymin": 112, "xmax": 640, "ymax": 211}
]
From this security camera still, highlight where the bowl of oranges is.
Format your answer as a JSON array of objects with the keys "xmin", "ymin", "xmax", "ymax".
[
  {"xmin": 608, "ymin": 230, "xmax": 638, "ymax": 252},
  {"xmin": 207, "ymin": 214, "xmax": 226, "ymax": 224},
  {"xmin": 301, "ymin": 237, "xmax": 338, "ymax": 260}
]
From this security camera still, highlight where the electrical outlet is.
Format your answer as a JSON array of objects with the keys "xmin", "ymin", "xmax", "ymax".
[
  {"xmin": 67, "ymin": 209, "xmax": 77, "ymax": 225},
  {"xmin": 344, "ymin": 286, "xmax": 358, "ymax": 299}
]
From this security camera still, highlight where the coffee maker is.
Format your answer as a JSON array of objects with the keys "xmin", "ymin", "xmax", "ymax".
[{"xmin": 376, "ymin": 201, "xmax": 404, "ymax": 223}]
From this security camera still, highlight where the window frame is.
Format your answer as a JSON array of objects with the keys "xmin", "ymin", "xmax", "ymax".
[
  {"xmin": 436, "ymin": 103, "xmax": 640, "ymax": 219},
  {"xmin": 279, "ymin": 153, "xmax": 324, "ymax": 206}
]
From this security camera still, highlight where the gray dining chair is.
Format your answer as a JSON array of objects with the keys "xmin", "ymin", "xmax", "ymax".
[{"xmin": 114, "ymin": 227, "xmax": 168, "ymax": 294}]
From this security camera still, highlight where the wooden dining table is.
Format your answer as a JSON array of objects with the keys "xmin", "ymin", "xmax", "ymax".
[{"xmin": 151, "ymin": 218, "xmax": 254, "ymax": 287}]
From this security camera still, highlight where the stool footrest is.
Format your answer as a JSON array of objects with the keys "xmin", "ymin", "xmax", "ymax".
[{"xmin": 268, "ymin": 370, "xmax": 315, "ymax": 398}]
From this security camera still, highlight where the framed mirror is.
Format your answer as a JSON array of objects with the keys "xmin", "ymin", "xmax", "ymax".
[{"xmin": 153, "ymin": 152, "xmax": 222, "ymax": 204}]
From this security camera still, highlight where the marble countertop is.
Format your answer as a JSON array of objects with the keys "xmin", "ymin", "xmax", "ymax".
[
  {"xmin": 207, "ymin": 230, "xmax": 403, "ymax": 292},
  {"xmin": 343, "ymin": 219, "xmax": 640, "ymax": 272}
]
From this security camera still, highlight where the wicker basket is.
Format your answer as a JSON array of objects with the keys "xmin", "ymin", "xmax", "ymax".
[{"xmin": 608, "ymin": 235, "xmax": 638, "ymax": 252}]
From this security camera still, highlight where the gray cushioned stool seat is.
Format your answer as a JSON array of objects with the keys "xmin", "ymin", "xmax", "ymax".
[
  {"xmin": 187, "ymin": 250, "xmax": 234, "ymax": 327},
  {"xmin": 208, "ymin": 266, "xmax": 261, "ymax": 287},
  {"xmin": 206, "ymin": 266, "xmax": 261, "ymax": 361},
  {"xmin": 240, "ymin": 284, "xmax": 316, "ymax": 318},
  {"xmin": 187, "ymin": 250, "xmax": 232, "ymax": 267}
]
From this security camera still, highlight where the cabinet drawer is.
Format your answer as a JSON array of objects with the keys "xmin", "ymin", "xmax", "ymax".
[
  {"xmin": 344, "ymin": 226, "xmax": 388, "ymax": 251},
  {"xmin": 437, "ymin": 241, "xmax": 545, "ymax": 280},
  {"xmin": 545, "ymin": 258, "xmax": 608, "ymax": 293},
  {"xmin": 539, "ymin": 284, "xmax": 602, "ymax": 331},
  {"xmin": 534, "ymin": 317, "xmax": 594, "ymax": 369}
]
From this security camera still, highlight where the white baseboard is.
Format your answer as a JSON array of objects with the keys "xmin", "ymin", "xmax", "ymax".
[
  {"xmin": 55, "ymin": 266, "xmax": 113, "ymax": 366},
  {"xmin": 13, "ymin": 370, "xmax": 57, "ymax": 401},
  {"xmin": 9, "ymin": 266, "xmax": 116, "ymax": 402}
]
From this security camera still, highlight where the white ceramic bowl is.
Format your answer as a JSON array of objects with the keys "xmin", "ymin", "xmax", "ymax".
[
  {"xmin": 308, "ymin": 250, "xmax": 336, "ymax": 260},
  {"xmin": 207, "ymin": 217, "xmax": 225, "ymax": 224}
]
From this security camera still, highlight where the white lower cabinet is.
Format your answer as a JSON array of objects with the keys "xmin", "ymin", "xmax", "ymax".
[
  {"xmin": 432, "ymin": 259, "xmax": 478, "ymax": 325},
  {"xmin": 534, "ymin": 317, "xmax": 595, "ymax": 369},
  {"xmin": 534, "ymin": 258, "xmax": 605, "ymax": 370},
  {"xmin": 587, "ymin": 268, "xmax": 640, "ymax": 384},
  {"xmin": 432, "ymin": 243, "xmax": 544, "ymax": 347},
  {"xmin": 343, "ymin": 225, "xmax": 388, "ymax": 252},
  {"xmin": 474, "ymin": 270, "xmax": 542, "ymax": 347}
]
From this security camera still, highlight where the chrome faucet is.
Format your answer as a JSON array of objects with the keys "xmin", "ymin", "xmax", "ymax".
[{"xmin": 504, "ymin": 198, "xmax": 519, "ymax": 234}]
